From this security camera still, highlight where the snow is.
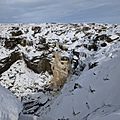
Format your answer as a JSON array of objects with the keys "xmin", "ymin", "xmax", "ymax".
[
  {"xmin": 0, "ymin": 60, "xmax": 52, "ymax": 97},
  {"xmin": 39, "ymin": 49, "xmax": 120, "ymax": 120},
  {"xmin": 92, "ymin": 109, "xmax": 120, "ymax": 120},
  {"xmin": 0, "ymin": 85, "xmax": 22, "ymax": 120},
  {"xmin": 109, "ymin": 34, "xmax": 119, "ymax": 40},
  {"xmin": 0, "ymin": 23, "xmax": 120, "ymax": 120}
]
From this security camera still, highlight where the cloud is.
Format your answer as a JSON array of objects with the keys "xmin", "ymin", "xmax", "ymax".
[{"xmin": 0, "ymin": 0, "xmax": 120, "ymax": 23}]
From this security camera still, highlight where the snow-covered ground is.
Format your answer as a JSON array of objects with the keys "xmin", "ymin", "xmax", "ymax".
[
  {"xmin": 0, "ymin": 23, "xmax": 120, "ymax": 120},
  {"xmin": 0, "ymin": 85, "xmax": 22, "ymax": 120},
  {"xmin": 41, "ymin": 50, "xmax": 120, "ymax": 120}
]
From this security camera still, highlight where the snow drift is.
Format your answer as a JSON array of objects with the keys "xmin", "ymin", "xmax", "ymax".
[{"xmin": 0, "ymin": 85, "xmax": 22, "ymax": 120}]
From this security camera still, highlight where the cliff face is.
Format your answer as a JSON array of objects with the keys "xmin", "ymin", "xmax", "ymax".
[{"xmin": 49, "ymin": 51, "xmax": 71, "ymax": 90}]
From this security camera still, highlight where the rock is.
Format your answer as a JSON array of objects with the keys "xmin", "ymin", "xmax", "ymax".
[
  {"xmin": 39, "ymin": 37, "xmax": 46, "ymax": 44},
  {"xmin": 4, "ymin": 37, "xmax": 27, "ymax": 49},
  {"xmin": 72, "ymin": 49, "xmax": 79, "ymax": 58},
  {"xmin": 88, "ymin": 43, "xmax": 98, "ymax": 51},
  {"xmin": 10, "ymin": 30, "xmax": 23, "ymax": 36},
  {"xmin": 82, "ymin": 26, "xmax": 91, "ymax": 31},
  {"xmin": 79, "ymin": 61, "xmax": 86, "ymax": 71},
  {"xmin": 88, "ymin": 62, "xmax": 98, "ymax": 69},
  {"xmin": 94, "ymin": 34, "xmax": 113, "ymax": 43},
  {"xmin": 11, "ymin": 27, "xmax": 19, "ymax": 30},
  {"xmin": 23, "ymin": 100, "xmax": 40, "ymax": 113},
  {"xmin": 109, "ymin": 35, "xmax": 119, "ymax": 40},
  {"xmin": 22, "ymin": 98, "xmax": 49, "ymax": 114},
  {"xmin": 59, "ymin": 44, "xmax": 68, "ymax": 51},
  {"xmin": 4, "ymin": 37, "xmax": 33, "ymax": 49},
  {"xmin": 0, "ymin": 51, "xmax": 22, "ymax": 74},
  {"xmin": 38, "ymin": 58, "xmax": 52, "ymax": 74},
  {"xmin": 23, "ymin": 55, "xmax": 52, "ymax": 74},
  {"xmin": 20, "ymin": 39, "xmax": 27, "ymax": 47},
  {"xmin": 74, "ymin": 83, "xmax": 82, "ymax": 89},
  {"xmin": 35, "ymin": 37, "xmax": 49, "ymax": 51},
  {"xmin": 72, "ymin": 59, "xmax": 79, "ymax": 70},
  {"xmin": 101, "ymin": 42, "xmax": 107, "ymax": 47},
  {"xmin": 32, "ymin": 26, "xmax": 41, "ymax": 34},
  {"xmin": 71, "ymin": 37, "xmax": 79, "ymax": 43},
  {"xmin": 35, "ymin": 43, "xmax": 49, "ymax": 51},
  {"xmin": 49, "ymin": 52, "xmax": 71, "ymax": 89},
  {"xmin": 106, "ymin": 37, "xmax": 114, "ymax": 43},
  {"xmin": 4, "ymin": 38, "xmax": 18, "ymax": 49},
  {"xmin": 27, "ymin": 40, "xmax": 33, "ymax": 46},
  {"xmin": 79, "ymin": 52, "xmax": 87, "ymax": 58}
]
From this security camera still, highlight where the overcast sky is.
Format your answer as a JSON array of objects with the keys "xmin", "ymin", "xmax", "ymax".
[{"xmin": 0, "ymin": 0, "xmax": 120, "ymax": 23}]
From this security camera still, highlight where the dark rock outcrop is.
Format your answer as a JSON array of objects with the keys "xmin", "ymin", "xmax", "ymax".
[
  {"xmin": 23, "ymin": 55, "xmax": 52, "ymax": 74},
  {"xmin": 22, "ymin": 98, "xmax": 49, "ymax": 114},
  {"xmin": 32, "ymin": 26, "xmax": 41, "ymax": 34},
  {"xmin": 10, "ymin": 30, "xmax": 23, "ymax": 36},
  {"xmin": 35, "ymin": 37, "xmax": 49, "ymax": 51},
  {"xmin": 4, "ymin": 38, "xmax": 19, "ymax": 49},
  {"xmin": 35, "ymin": 43, "xmax": 49, "ymax": 51},
  {"xmin": 94, "ymin": 34, "xmax": 113, "ymax": 43},
  {"xmin": 4, "ymin": 37, "xmax": 27, "ymax": 49},
  {"xmin": 88, "ymin": 62, "xmax": 98, "ymax": 69},
  {"xmin": 101, "ymin": 42, "xmax": 107, "ymax": 47},
  {"xmin": 0, "ymin": 51, "xmax": 22, "ymax": 74},
  {"xmin": 87, "ymin": 43, "xmax": 98, "ymax": 51}
]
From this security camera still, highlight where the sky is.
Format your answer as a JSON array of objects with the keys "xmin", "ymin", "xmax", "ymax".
[{"xmin": 0, "ymin": 0, "xmax": 120, "ymax": 23}]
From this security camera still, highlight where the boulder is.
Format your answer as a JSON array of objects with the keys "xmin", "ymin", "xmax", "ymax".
[
  {"xmin": 101, "ymin": 42, "xmax": 107, "ymax": 47},
  {"xmin": 4, "ymin": 38, "xmax": 18, "ymax": 49},
  {"xmin": 0, "ymin": 51, "xmax": 22, "ymax": 74},
  {"xmin": 10, "ymin": 30, "xmax": 23, "ymax": 36},
  {"xmin": 94, "ymin": 34, "xmax": 113, "ymax": 43},
  {"xmin": 87, "ymin": 43, "xmax": 98, "ymax": 51},
  {"xmin": 23, "ymin": 55, "xmax": 52, "ymax": 74},
  {"xmin": 32, "ymin": 26, "xmax": 41, "ymax": 34},
  {"xmin": 4, "ymin": 37, "xmax": 27, "ymax": 49}
]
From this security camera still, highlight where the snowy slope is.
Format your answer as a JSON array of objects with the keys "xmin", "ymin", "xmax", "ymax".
[
  {"xmin": 41, "ymin": 50, "xmax": 120, "ymax": 120},
  {"xmin": 0, "ymin": 85, "xmax": 22, "ymax": 120},
  {"xmin": 20, "ymin": 49, "xmax": 120, "ymax": 120},
  {"xmin": 91, "ymin": 109, "xmax": 120, "ymax": 120}
]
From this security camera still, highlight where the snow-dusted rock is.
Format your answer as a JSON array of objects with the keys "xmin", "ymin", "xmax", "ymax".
[
  {"xmin": 0, "ymin": 23, "xmax": 120, "ymax": 120},
  {"xmin": 109, "ymin": 35, "xmax": 119, "ymax": 40},
  {"xmin": 0, "ymin": 23, "xmax": 120, "ymax": 97}
]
